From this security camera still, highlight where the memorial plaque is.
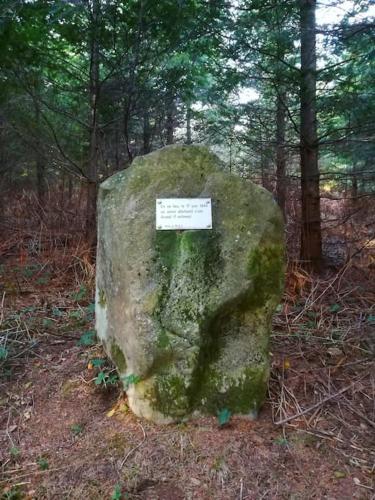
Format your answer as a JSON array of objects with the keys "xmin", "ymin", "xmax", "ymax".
[{"xmin": 156, "ymin": 198, "xmax": 212, "ymax": 230}]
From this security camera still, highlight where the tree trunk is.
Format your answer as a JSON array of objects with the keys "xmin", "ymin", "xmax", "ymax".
[
  {"xmin": 85, "ymin": 0, "xmax": 100, "ymax": 248},
  {"xmin": 186, "ymin": 105, "xmax": 192, "ymax": 144},
  {"xmin": 114, "ymin": 121, "xmax": 120, "ymax": 171},
  {"xmin": 300, "ymin": 0, "xmax": 322, "ymax": 271},
  {"xmin": 275, "ymin": 90, "xmax": 287, "ymax": 219},
  {"xmin": 36, "ymin": 151, "xmax": 46, "ymax": 210},
  {"xmin": 259, "ymin": 130, "xmax": 270, "ymax": 190},
  {"xmin": 166, "ymin": 94, "xmax": 175, "ymax": 145},
  {"xmin": 143, "ymin": 109, "xmax": 151, "ymax": 154},
  {"xmin": 68, "ymin": 175, "xmax": 73, "ymax": 203},
  {"xmin": 34, "ymin": 99, "xmax": 46, "ymax": 211}
]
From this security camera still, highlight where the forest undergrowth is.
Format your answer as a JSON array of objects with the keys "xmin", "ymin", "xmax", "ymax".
[{"xmin": 0, "ymin": 191, "xmax": 374, "ymax": 499}]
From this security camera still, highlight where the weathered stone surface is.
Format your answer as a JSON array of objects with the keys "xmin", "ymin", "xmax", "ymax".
[{"xmin": 96, "ymin": 145, "xmax": 284, "ymax": 423}]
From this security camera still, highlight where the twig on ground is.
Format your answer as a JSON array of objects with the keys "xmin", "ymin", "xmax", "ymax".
[
  {"xmin": 120, "ymin": 422, "xmax": 146, "ymax": 468},
  {"xmin": 275, "ymin": 384, "xmax": 353, "ymax": 425}
]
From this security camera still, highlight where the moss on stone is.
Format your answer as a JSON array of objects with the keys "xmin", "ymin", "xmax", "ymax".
[
  {"xmin": 194, "ymin": 365, "xmax": 269, "ymax": 415},
  {"xmin": 151, "ymin": 373, "xmax": 189, "ymax": 417},
  {"xmin": 98, "ymin": 288, "xmax": 106, "ymax": 308},
  {"xmin": 148, "ymin": 228, "xmax": 282, "ymax": 420},
  {"xmin": 110, "ymin": 343, "xmax": 126, "ymax": 373},
  {"xmin": 152, "ymin": 229, "xmax": 222, "ymax": 326},
  {"xmin": 246, "ymin": 243, "xmax": 285, "ymax": 309},
  {"xmin": 157, "ymin": 329, "xmax": 171, "ymax": 349}
]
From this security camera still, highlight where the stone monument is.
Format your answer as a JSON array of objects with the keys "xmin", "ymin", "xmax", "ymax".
[{"xmin": 96, "ymin": 145, "xmax": 284, "ymax": 423}]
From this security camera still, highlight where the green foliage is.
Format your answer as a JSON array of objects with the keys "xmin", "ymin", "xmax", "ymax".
[
  {"xmin": 1, "ymin": 486, "xmax": 23, "ymax": 500},
  {"xmin": 77, "ymin": 330, "xmax": 96, "ymax": 346},
  {"xmin": 69, "ymin": 309, "xmax": 83, "ymax": 320},
  {"xmin": 37, "ymin": 457, "xmax": 49, "ymax": 470},
  {"xmin": 21, "ymin": 264, "xmax": 40, "ymax": 278},
  {"xmin": 86, "ymin": 303, "xmax": 95, "ymax": 313},
  {"xmin": 329, "ymin": 304, "xmax": 341, "ymax": 314},
  {"xmin": 70, "ymin": 423, "xmax": 84, "ymax": 436},
  {"xmin": 90, "ymin": 358, "xmax": 105, "ymax": 367},
  {"xmin": 111, "ymin": 484, "xmax": 123, "ymax": 500},
  {"xmin": 95, "ymin": 370, "xmax": 119, "ymax": 387},
  {"xmin": 217, "ymin": 408, "xmax": 231, "ymax": 427},
  {"xmin": 72, "ymin": 285, "xmax": 87, "ymax": 302},
  {"xmin": 21, "ymin": 306, "xmax": 36, "ymax": 314},
  {"xmin": 9, "ymin": 446, "xmax": 20, "ymax": 459},
  {"xmin": 274, "ymin": 436, "xmax": 289, "ymax": 447},
  {"xmin": 42, "ymin": 318, "xmax": 53, "ymax": 328},
  {"xmin": 36, "ymin": 276, "xmax": 49, "ymax": 285},
  {"xmin": 52, "ymin": 307, "xmax": 63, "ymax": 317},
  {"xmin": 0, "ymin": 347, "xmax": 8, "ymax": 360},
  {"xmin": 0, "ymin": 0, "xmax": 373, "ymax": 271}
]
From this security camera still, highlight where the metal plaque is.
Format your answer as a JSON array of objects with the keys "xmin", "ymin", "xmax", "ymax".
[{"xmin": 156, "ymin": 198, "xmax": 212, "ymax": 230}]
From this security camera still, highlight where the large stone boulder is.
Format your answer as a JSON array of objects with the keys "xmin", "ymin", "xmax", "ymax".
[{"xmin": 96, "ymin": 145, "xmax": 284, "ymax": 423}]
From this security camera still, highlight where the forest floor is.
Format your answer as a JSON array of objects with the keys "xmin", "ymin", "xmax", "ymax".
[{"xmin": 0, "ymin": 205, "xmax": 374, "ymax": 499}]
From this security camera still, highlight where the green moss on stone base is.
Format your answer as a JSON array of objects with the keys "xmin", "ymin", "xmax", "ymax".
[
  {"xmin": 110, "ymin": 343, "xmax": 127, "ymax": 373},
  {"xmin": 195, "ymin": 365, "xmax": 269, "ymax": 415}
]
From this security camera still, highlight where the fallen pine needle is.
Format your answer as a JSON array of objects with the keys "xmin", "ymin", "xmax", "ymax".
[
  {"xmin": 275, "ymin": 384, "xmax": 353, "ymax": 425},
  {"xmin": 120, "ymin": 422, "xmax": 146, "ymax": 468}
]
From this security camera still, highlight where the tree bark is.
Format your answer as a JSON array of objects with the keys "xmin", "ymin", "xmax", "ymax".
[
  {"xmin": 123, "ymin": 101, "xmax": 133, "ymax": 163},
  {"xmin": 33, "ymin": 96, "xmax": 46, "ymax": 211},
  {"xmin": 143, "ymin": 109, "xmax": 151, "ymax": 154},
  {"xmin": 68, "ymin": 175, "xmax": 73, "ymax": 203},
  {"xmin": 276, "ymin": 90, "xmax": 287, "ymax": 219},
  {"xmin": 85, "ymin": 0, "xmax": 100, "ymax": 248},
  {"xmin": 186, "ymin": 105, "xmax": 192, "ymax": 144},
  {"xmin": 166, "ymin": 93, "xmax": 175, "ymax": 145},
  {"xmin": 114, "ymin": 121, "xmax": 120, "ymax": 171},
  {"xmin": 300, "ymin": 0, "xmax": 322, "ymax": 271}
]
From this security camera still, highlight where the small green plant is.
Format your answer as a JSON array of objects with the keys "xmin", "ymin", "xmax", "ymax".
[
  {"xmin": 52, "ymin": 307, "xmax": 63, "ymax": 317},
  {"xmin": 72, "ymin": 284, "xmax": 87, "ymax": 302},
  {"xmin": 121, "ymin": 373, "xmax": 140, "ymax": 390},
  {"xmin": 22, "ymin": 264, "xmax": 40, "ymax": 278},
  {"xmin": 111, "ymin": 483, "xmax": 123, "ymax": 500},
  {"xmin": 86, "ymin": 302, "xmax": 95, "ymax": 314},
  {"xmin": 0, "ymin": 346, "xmax": 8, "ymax": 360},
  {"xmin": 9, "ymin": 446, "xmax": 20, "ymax": 459},
  {"xmin": 329, "ymin": 303, "xmax": 341, "ymax": 313},
  {"xmin": 37, "ymin": 456, "xmax": 49, "ymax": 470},
  {"xmin": 95, "ymin": 370, "xmax": 119, "ymax": 387},
  {"xmin": 306, "ymin": 310, "xmax": 318, "ymax": 319},
  {"xmin": 42, "ymin": 318, "xmax": 53, "ymax": 328},
  {"xmin": 217, "ymin": 408, "xmax": 231, "ymax": 427},
  {"xmin": 78, "ymin": 330, "xmax": 96, "ymax": 346},
  {"xmin": 90, "ymin": 358, "xmax": 106, "ymax": 367},
  {"xmin": 21, "ymin": 305, "xmax": 36, "ymax": 314},
  {"xmin": 1, "ymin": 485, "xmax": 22, "ymax": 500},
  {"xmin": 70, "ymin": 423, "xmax": 84, "ymax": 436},
  {"xmin": 85, "ymin": 302, "xmax": 95, "ymax": 321},
  {"xmin": 36, "ymin": 275, "xmax": 49, "ymax": 285},
  {"xmin": 70, "ymin": 309, "xmax": 83, "ymax": 320},
  {"xmin": 274, "ymin": 436, "xmax": 289, "ymax": 447}
]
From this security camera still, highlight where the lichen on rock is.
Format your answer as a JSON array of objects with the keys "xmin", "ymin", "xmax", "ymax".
[{"xmin": 96, "ymin": 145, "xmax": 284, "ymax": 423}]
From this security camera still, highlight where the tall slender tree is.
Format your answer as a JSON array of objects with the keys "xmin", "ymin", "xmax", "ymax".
[{"xmin": 300, "ymin": 0, "xmax": 322, "ymax": 270}]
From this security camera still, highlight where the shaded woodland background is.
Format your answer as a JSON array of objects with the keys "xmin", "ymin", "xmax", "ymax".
[
  {"xmin": 1, "ymin": 1, "xmax": 375, "ymax": 499},
  {"xmin": 0, "ymin": 0, "xmax": 374, "ymax": 269}
]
